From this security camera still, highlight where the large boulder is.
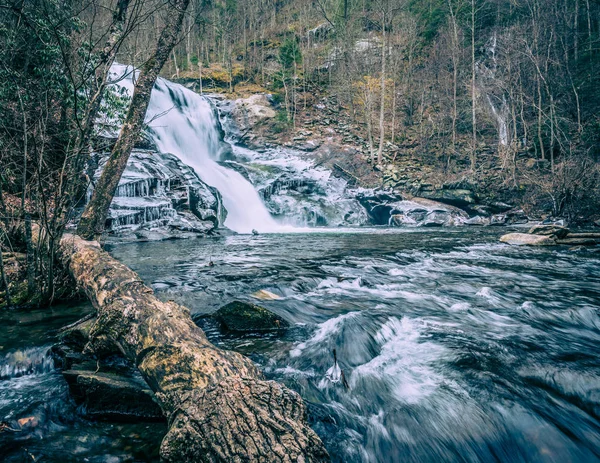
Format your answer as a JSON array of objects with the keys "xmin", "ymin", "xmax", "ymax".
[
  {"xmin": 500, "ymin": 233, "xmax": 556, "ymax": 246},
  {"xmin": 213, "ymin": 301, "xmax": 290, "ymax": 333},
  {"xmin": 91, "ymin": 149, "xmax": 224, "ymax": 238},
  {"xmin": 231, "ymin": 94, "xmax": 276, "ymax": 133}
]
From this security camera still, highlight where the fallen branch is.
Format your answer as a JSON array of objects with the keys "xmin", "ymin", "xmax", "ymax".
[{"xmin": 60, "ymin": 233, "xmax": 329, "ymax": 462}]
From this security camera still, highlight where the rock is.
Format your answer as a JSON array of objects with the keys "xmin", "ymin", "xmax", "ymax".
[
  {"xmin": 594, "ymin": 219, "xmax": 600, "ymax": 228},
  {"xmin": 213, "ymin": 301, "xmax": 290, "ymax": 333},
  {"xmin": 356, "ymin": 190, "xmax": 403, "ymax": 225},
  {"xmin": 93, "ymin": 149, "xmax": 225, "ymax": 237},
  {"xmin": 410, "ymin": 197, "xmax": 469, "ymax": 219},
  {"xmin": 420, "ymin": 211, "xmax": 447, "ymax": 227},
  {"xmin": 63, "ymin": 369, "xmax": 164, "ymax": 421},
  {"xmin": 231, "ymin": 94, "xmax": 276, "ymax": 132},
  {"xmin": 465, "ymin": 216, "xmax": 490, "ymax": 226},
  {"xmin": 296, "ymin": 140, "xmax": 322, "ymax": 152},
  {"xmin": 17, "ymin": 416, "xmax": 39, "ymax": 428},
  {"xmin": 490, "ymin": 214, "xmax": 507, "ymax": 225},
  {"xmin": 251, "ymin": 289, "xmax": 281, "ymax": 300},
  {"xmin": 489, "ymin": 202, "xmax": 514, "ymax": 213},
  {"xmin": 472, "ymin": 205, "xmax": 492, "ymax": 217},
  {"xmin": 506, "ymin": 209, "xmax": 529, "ymax": 224},
  {"xmin": 528, "ymin": 224, "xmax": 570, "ymax": 238},
  {"xmin": 54, "ymin": 315, "xmax": 165, "ymax": 421},
  {"xmin": 500, "ymin": 233, "xmax": 556, "ymax": 246},
  {"xmin": 420, "ymin": 188, "xmax": 476, "ymax": 207},
  {"xmin": 390, "ymin": 213, "xmax": 417, "ymax": 226}
]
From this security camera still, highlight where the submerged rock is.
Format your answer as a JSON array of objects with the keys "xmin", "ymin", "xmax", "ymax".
[
  {"xmin": 214, "ymin": 301, "xmax": 290, "ymax": 333},
  {"xmin": 500, "ymin": 233, "xmax": 556, "ymax": 246}
]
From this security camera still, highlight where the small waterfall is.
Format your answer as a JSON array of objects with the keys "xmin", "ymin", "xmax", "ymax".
[
  {"xmin": 108, "ymin": 64, "xmax": 281, "ymax": 234},
  {"xmin": 0, "ymin": 347, "xmax": 54, "ymax": 380},
  {"xmin": 477, "ymin": 32, "xmax": 510, "ymax": 147}
]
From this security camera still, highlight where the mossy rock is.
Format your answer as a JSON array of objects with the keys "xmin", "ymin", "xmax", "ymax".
[{"xmin": 214, "ymin": 301, "xmax": 290, "ymax": 333}]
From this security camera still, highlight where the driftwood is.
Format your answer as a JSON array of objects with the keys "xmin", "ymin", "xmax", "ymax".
[{"xmin": 60, "ymin": 233, "xmax": 329, "ymax": 462}]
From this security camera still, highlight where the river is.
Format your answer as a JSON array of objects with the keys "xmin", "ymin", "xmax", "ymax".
[
  {"xmin": 117, "ymin": 228, "xmax": 600, "ymax": 462},
  {"xmin": 2, "ymin": 229, "xmax": 599, "ymax": 462}
]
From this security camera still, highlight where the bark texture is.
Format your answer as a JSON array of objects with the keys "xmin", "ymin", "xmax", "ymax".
[
  {"xmin": 60, "ymin": 233, "xmax": 329, "ymax": 463},
  {"xmin": 77, "ymin": 0, "xmax": 191, "ymax": 240}
]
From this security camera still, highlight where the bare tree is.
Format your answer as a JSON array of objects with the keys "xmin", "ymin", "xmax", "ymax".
[{"xmin": 77, "ymin": 0, "xmax": 192, "ymax": 240}]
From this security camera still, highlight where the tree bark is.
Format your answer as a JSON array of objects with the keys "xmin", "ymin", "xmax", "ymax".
[
  {"xmin": 377, "ymin": 15, "xmax": 386, "ymax": 165},
  {"xmin": 77, "ymin": 0, "xmax": 191, "ymax": 240},
  {"xmin": 60, "ymin": 233, "xmax": 329, "ymax": 462}
]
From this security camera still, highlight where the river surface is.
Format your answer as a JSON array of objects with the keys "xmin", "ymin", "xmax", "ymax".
[
  {"xmin": 108, "ymin": 228, "xmax": 600, "ymax": 462},
  {"xmin": 2, "ymin": 229, "xmax": 599, "ymax": 462}
]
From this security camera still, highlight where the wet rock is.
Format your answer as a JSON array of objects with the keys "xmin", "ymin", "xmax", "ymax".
[
  {"xmin": 252, "ymin": 289, "xmax": 281, "ymax": 300},
  {"xmin": 528, "ymin": 224, "xmax": 570, "ymax": 239},
  {"xmin": 54, "ymin": 315, "xmax": 164, "ymax": 422},
  {"xmin": 555, "ymin": 233, "xmax": 600, "ymax": 246},
  {"xmin": 214, "ymin": 301, "xmax": 290, "ymax": 333},
  {"xmin": 91, "ymin": 149, "xmax": 225, "ymax": 237},
  {"xmin": 465, "ymin": 216, "xmax": 490, "ymax": 226},
  {"xmin": 356, "ymin": 190, "xmax": 403, "ymax": 225},
  {"xmin": 499, "ymin": 233, "xmax": 556, "ymax": 246},
  {"xmin": 63, "ymin": 369, "xmax": 164, "ymax": 421}
]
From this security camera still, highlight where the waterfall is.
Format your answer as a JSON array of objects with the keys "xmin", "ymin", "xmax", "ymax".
[
  {"xmin": 476, "ymin": 32, "xmax": 509, "ymax": 147},
  {"xmin": 108, "ymin": 64, "xmax": 281, "ymax": 234}
]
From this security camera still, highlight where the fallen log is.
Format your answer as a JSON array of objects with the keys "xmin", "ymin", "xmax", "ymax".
[{"xmin": 60, "ymin": 233, "xmax": 329, "ymax": 462}]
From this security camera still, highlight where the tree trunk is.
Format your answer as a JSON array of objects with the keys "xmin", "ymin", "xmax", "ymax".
[
  {"xmin": 77, "ymin": 0, "xmax": 191, "ymax": 241},
  {"xmin": 470, "ymin": 0, "xmax": 477, "ymax": 171},
  {"xmin": 377, "ymin": 20, "xmax": 386, "ymax": 165},
  {"xmin": 60, "ymin": 233, "xmax": 329, "ymax": 462}
]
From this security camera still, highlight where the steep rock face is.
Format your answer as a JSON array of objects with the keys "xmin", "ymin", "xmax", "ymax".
[{"xmin": 89, "ymin": 150, "xmax": 226, "ymax": 237}]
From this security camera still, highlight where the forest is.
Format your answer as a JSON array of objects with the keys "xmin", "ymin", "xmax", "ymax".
[{"xmin": 1, "ymin": 1, "xmax": 600, "ymax": 462}]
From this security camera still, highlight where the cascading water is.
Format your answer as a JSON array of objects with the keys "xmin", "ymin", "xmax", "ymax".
[{"xmin": 107, "ymin": 64, "xmax": 281, "ymax": 234}]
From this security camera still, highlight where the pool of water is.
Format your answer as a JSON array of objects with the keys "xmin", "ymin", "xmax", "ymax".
[{"xmin": 106, "ymin": 228, "xmax": 600, "ymax": 462}]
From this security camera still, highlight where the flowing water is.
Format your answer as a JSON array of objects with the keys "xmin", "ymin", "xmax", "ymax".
[
  {"xmin": 0, "ymin": 302, "xmax": 166, "ymax": 462},
  {"xmin": 3, "ymin": 68, "xmax": 599, "ymax": 462},
  {"xmin": 107, "ymin": 228, "xmax": 600, "ymax": 463}
]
